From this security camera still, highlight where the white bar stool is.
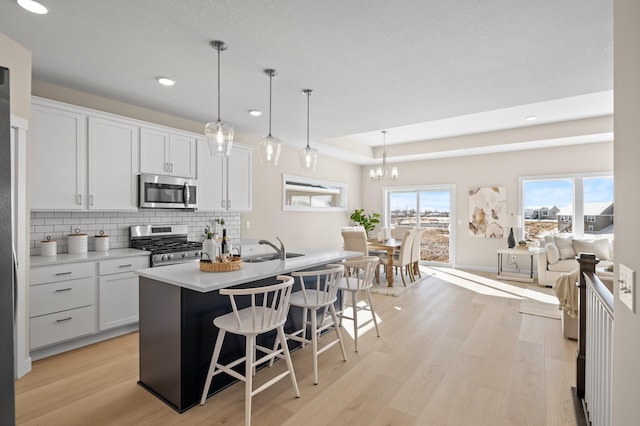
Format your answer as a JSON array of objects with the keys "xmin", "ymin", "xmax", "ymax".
[
  {"xmin": 200, "ymin": 276, "xmax": 299, "ymax": 426},
  {"xmin": 277, "ymin": 264, "xmax": 347, "ymax": 385},
  {"xmin": 336, "ymin": 256, "xmax": 381, "ymax": 352}
]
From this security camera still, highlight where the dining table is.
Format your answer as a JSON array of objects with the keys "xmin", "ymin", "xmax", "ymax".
[{"xmin": 367, "ymin": 238, "xmax": 402, "ymax": 287}]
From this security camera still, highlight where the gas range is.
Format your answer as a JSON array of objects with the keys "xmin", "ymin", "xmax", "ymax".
[{"xmin": 130, "ymin": 224, "xmax": 202, "ymax": 267}]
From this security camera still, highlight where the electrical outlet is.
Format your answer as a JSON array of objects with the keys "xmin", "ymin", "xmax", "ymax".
[
  {"xmin": 618, "ymin": 263, "xmax": 635, "ymax": 313},
  {"xmin": 246, "ymin": 220, "xmax": 251, "ymax": 229}
]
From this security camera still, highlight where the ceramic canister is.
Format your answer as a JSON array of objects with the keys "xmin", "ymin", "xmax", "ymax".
[
  {"xmin": 95, "ymin": 230, "xmax": 110, "ymax": 252},
  {"xmin": 41, "ymin": 235, "xmax": 57, "ymax": 256},
  {"xmin": 67, "ymin": 228, "xmax": 88, "ymax": 254}
]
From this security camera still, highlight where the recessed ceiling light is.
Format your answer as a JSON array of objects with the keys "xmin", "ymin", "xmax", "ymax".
[
  {"xmin": 17, "ymin": 0, "xmax": 47, "ymax": 14},
  {"xmin": 248, "ymin": 110, "xmax": 262, "ymax": 117},
  {"xmin": 526, "ymin": 115, "xmax": 537, "ymax": 121},
  {"xmin": 157, "ymin": 77, "xmax": 175, "ymax": 86}
]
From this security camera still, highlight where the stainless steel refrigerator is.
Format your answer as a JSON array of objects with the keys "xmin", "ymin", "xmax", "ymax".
[{"xmin": 0, "ymin": 65, "xmax": 16, "ymax": 425}]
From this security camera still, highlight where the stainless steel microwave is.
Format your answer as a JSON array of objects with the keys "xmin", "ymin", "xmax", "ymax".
[{"xmin": 138, "ymin": 174, "xmax": 197, "ymax": 209}]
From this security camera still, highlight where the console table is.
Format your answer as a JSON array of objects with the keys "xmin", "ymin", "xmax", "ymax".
[{"xmin": 496, "ymin": 248, "xmax": 534, "ymax": 283}]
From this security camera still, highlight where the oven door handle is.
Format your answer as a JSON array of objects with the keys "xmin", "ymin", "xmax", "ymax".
[{"xmin": 183, "ymin": 182, "xmax": 190, "ymax": 207}]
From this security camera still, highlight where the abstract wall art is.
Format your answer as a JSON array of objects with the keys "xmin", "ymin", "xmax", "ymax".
[{"xmin": 468, "ymin": 186, "xmax": 507, "ymax": 238}]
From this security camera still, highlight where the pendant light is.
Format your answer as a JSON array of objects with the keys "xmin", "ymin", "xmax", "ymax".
[
  {"xmin": 369, "ymin": 130, "xmax": 398, "ymax": 181},
  {"xmin": 258, "ymin": 69, "xmax": 282, "ymax": 166},
  {"xmin": 299, "ymin": 89, "xmax": 318, "ymax": 171},
  {"xmin": 205, "ymin": 40, "xmax": 234, "ymax": 157}
]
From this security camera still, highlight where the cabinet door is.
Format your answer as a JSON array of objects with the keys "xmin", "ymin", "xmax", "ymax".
[
  {"xmin": 99, "ymin": 272, "xmax": 139, "ymax": 330},
  {"xmin": 88, "ymin": 117, "xmax": 139, "ymax": 210},
  {"xmin": 227, "ymin": 145, "xmax": 252, "ymax": 211},
  {"xmin": 196, "ymin": 139, "xmax": 225, "ymax": 211},
  {"xmin": 169, "ymin": 133, "xmax": 196, "ymax": 178},
  {"xmin": 140, "ymin": 127, "xmax": 169, "ymax": 175},
  {"xmin": 31, "ymin": 104, "xmax": 86, "ymax": 210}
]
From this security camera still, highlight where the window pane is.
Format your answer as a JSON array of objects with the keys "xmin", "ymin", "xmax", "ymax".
[
  {"xmin": 523, "ymin": 179, "xmax": 574, "ymax": 246},
  {"xmin": 389, "ymin": 192, "xmax": 417, "ymax": 227},
  {"xmin": 584, "ymin": 176, "xmax": 614, "ymax": 237},
  {"xmin": 418, "ymin": 191, "xmax": 450, "ymax": 263}
]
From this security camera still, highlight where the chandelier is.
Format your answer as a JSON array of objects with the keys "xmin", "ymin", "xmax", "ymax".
[
  {"xmin": 204, "ymin": 40, "xmax": 234, "ymax": 157},
  {"xmin": 369, "ymin": 130, "xmax": 398, "ymax": 181}
]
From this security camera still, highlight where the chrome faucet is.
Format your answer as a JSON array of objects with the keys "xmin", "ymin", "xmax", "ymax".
[{"xmin": 258, "ymin": 237, "xmax": 286, "ymax": 260}]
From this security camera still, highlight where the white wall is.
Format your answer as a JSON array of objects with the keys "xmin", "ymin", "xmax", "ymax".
[
  {"xmin": 613, "ymin": 1, "xmax": 640, "ymax": 423},
  {"xmin": 241, "ymin": 142, "xmax": 362, "ymax": 251},
  {"xmin": 360, "ymin": 141, "xmax": 613, "ymax": 269}
]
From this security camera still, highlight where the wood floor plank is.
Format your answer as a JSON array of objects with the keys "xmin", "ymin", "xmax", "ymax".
[{"xmin": 15, "ymin": 270, "xmax": 578, "ymax": 426}]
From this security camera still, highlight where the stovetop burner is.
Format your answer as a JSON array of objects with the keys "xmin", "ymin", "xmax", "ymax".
[{"xmin": 130, "ymin": 224, "xmax": 203, "ymax": 267}]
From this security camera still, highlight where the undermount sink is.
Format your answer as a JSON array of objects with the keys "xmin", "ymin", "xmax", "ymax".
[{"xmin": 243, "ymin": 252, "xmax": 305, "ymax": 263}]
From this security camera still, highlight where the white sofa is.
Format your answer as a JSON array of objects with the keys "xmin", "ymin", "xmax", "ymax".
[{"xmin": 535, "ymin": 235, "xmax": 613, "ymax": 288}]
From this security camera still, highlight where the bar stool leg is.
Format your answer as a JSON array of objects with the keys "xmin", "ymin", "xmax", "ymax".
[
  {"xmin": 366, "ymin": 289, "xmax": 380, "ymax": 337},
  {"xmin": 201, "ymin": 330, "xmax": 226, "ymax": 405},
  {"xmin": 329, "ymin": 304, "xmax": 348, "ymax": 362},
  {"xmin": 311, "ymin": 308, "xmax": 319, "ymax": 385},
  {"xmin": 277, "ymin": 326, "xmax": 301, "ymax": 397},
  {"xmin": 244, "ymin": 335, "xmax": 254, "ymax": 426},
  {"xmin": 351, "ymin": 291, "xmax": 359, "ymax": 352}
]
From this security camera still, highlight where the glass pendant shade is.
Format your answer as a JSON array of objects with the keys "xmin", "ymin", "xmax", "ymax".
[
  {"xmin": 258, "ymin": 69, "xmax": 282, "ymax": 166},
  {"xmin": 258, "ymin": 135, "xmax": 282, "ymax": 166},
  {"xmin": 299, "ymin": 89, "xmax": 318, "ymax": 171},
  {"xmin": 205, "ymin": 120, "xmax": 234, "ymax": 157},
  {"xmin": 206, "ymin": 40, "xmax": 233, "ymax": 157},
  {"xmin": 300, "ymin": 146, "xmax": 318, "ymax": 171}
]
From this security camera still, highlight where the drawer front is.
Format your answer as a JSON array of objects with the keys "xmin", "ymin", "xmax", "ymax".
[
  {"xmin": 99, "ymin": 256, "xmax": 149, "ymax": 276},
  {"xmin": 30, "ymin": 277, "xmax": 96, "ymax": 317},
  {"xmin": 30, "ymin": 305, "xmax": 97, "ymax": 349},
  {"xmin": 31, "ymin": 262, "xmax": 96, "ymax": 286}
]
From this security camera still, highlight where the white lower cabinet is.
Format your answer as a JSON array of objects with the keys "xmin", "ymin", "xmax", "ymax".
[
  {"xmin": 30, "ymin": 253, "xmax": 148, "ymax": 354},
  {"xmin": 98, "ymin": 256, "xmax": 148, "ymax": 330},
  {"xmin": 30, "ymin": 262, "xmax": 98, "ymax": 350}
]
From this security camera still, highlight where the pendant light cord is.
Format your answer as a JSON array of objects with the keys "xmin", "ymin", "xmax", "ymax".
[
  {"xmin": 268, "ymin": 71, "xmax": 273, "ymax": 137},
  {"xmin": 217, "ymin": 46, "xmax": 221, "ymax": 122},
  {"xmin": 306, "ymin": 90, "xmax": 310, "ymax": 149}
]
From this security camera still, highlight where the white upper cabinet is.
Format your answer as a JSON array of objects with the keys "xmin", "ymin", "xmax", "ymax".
[
  {"xmin": 31, "ymin": 103, "xmax": 87, "ymax": 210},
  {"xmin": 197, "ymin": 141, "xmax": 252, "ymax": 211},
  {"xmin": 88, "ymin": 117, "xmax": 139, "ymax": 210},
  {"xmin": 140, "ymin": 127, "xmax": 196, "ymax": 178}
]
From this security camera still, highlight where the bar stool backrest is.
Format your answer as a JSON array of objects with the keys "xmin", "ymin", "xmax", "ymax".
[
  {"xmin": 291, "ymin": 264, "xmax": 345, "ymax": 306},
  {"xmin": 339, "ymin": 256, "xmax": 379, "ymax": 291}
]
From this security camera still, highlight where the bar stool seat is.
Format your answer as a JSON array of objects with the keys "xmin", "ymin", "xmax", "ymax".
[{"xmin": 200, "ymin": 276, "xmax": 299, "ymax": 426}]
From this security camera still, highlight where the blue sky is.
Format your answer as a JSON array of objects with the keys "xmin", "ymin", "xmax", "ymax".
[
  {"xmin": 389, "ymin": 191, "xmax": 450, "ymax": 212},
  {"xmin": 524, "ymin": 177, "xmax": 613, "ymax": 209}
]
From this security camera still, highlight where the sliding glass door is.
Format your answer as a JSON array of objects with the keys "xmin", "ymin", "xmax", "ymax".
[{"xmin": 386, "ymin": 185, "xmax": 455, "ymax": 266}]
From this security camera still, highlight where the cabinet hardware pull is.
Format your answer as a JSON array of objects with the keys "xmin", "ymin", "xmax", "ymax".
[
  {"xmin": 56, "ymin": 317, "xmax": 72, "ymax": 323},
  {"xmin": 55, "ymin": 272, "xmax": 73, "ymax": 276},
  {"xmin": 76, "ymin": 194, "xmax": 82, "ymax": 205},
  {"xmin": 119, "ymin": 264, "xmax": 133, "ymax": 268},
  {"xmin": 90, "ymin": 195, "xmax": 94, "ymax": 206},
  {"xmin": 170, "ymin": 163, "xmax": 174, "ymax": 173},
  {"xmin": 55, "ymin": 287, "xmax": 72, "ymax": 292},
  {"xmin": 228, "ymin": 199, "xmax": 231, "ymax": 208}
]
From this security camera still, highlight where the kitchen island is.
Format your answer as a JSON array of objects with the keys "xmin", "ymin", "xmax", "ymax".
[{"xmin": 136, "ymin": 249, "xmax": 361, "ymax": 413}]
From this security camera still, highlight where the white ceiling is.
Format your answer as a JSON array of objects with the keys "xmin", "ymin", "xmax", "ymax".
[{"xmin": 0, "ymin": 0, "xmax": 613, "ymax": 165}]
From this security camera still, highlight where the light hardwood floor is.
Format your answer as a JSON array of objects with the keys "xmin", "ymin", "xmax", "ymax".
[{"xmin": 16, "ymin": 267, "xmax": 578, "ymax": 426}]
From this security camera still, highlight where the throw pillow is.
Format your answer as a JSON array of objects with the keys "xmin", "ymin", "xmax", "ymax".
[
  {"xmin": 594, "ymin": 239, "xmax": 612, "ymax": 260},
  {"xmin": 554, "ymin": 236, "xmax": 576, "ymax": 260},
  {"xmin": 545, "ymin": 242, "xmax": 561, "ymax": 264},
  {"xmin": 544, "ymin": 235, "xmax": 555, "ymax": 245},
  {"xmin": 572, "ymin": 239, "xmax": 596, "ymax": 257}
]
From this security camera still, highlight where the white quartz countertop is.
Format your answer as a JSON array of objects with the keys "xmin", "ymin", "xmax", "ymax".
[
  {"xmin": 136, "ymin": 249, "xmax": 362, "ymax": 293},
  {"xmin": 30, "ymin": 248, "xmax": 149, "ymax": 267}
]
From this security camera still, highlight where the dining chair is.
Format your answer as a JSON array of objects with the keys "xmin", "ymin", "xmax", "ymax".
[
  {"xmin": 336, "ymin": 256, "xmax": 381, "ymax": 352},
  {"xmin": 277, "ymin": 264, "xmax": 347, "ymax": 385},
  {"xmin": 411, "ymin": 228, "xmax": 425, "ymax": 278},
  {"xmin": 200, "ymin": 276, "xmax": 300, "ymax": 426},
  {"xmin": 391, "ymin": 225, "xmax": 415, "ymax": 240},
  {"xmin": 379, "ymin": 229, "xmax": 416, "ymax": 286},
  {"xmin": 341, "ymin": 229, "xmax": 382, "ymax": 282}
]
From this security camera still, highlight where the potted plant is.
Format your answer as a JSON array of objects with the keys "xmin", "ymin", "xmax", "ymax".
[
  {"xmin": 350, "ymin": 209, "xmax": 381, "ymax": 238},
  {"xmin": 518, "ymin": 240, "xmax": 528, "ymax": 250}
]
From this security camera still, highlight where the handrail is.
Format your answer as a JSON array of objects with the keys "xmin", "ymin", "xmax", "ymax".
[{"xmin": 583, "ymin": 270, "xmax": 614, "ymax": 318}]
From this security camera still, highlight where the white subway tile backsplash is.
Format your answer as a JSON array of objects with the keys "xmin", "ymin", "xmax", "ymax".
[{"xmin": 30, "ymin": 210, "xmax": 241, "ymax": 253}]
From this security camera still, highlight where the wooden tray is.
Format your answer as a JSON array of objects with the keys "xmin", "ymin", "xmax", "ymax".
[{"xmin": 200, "ymin": 256, "xmax": 242, "ymax": 272}]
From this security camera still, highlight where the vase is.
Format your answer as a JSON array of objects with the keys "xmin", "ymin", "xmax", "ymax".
[
  {"xmin": 507, "ymin": 227, "xmax": 515, "ymax": 249},
  {"xmin": 202, "ymin": 238, "xmax": 218, "ymax": 262}
]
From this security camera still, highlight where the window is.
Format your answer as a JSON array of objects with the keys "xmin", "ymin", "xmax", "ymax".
[
  {"xmin": 282, "ymin": 174, "xmax": 347, "ymax": 211},
  {"xmin": 520, "ymin": 173, "xmax": 613, "ymax": 247},
  {"xmin": 385, "ymin": 184, "xmax": 455, "ymax": 265}
]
